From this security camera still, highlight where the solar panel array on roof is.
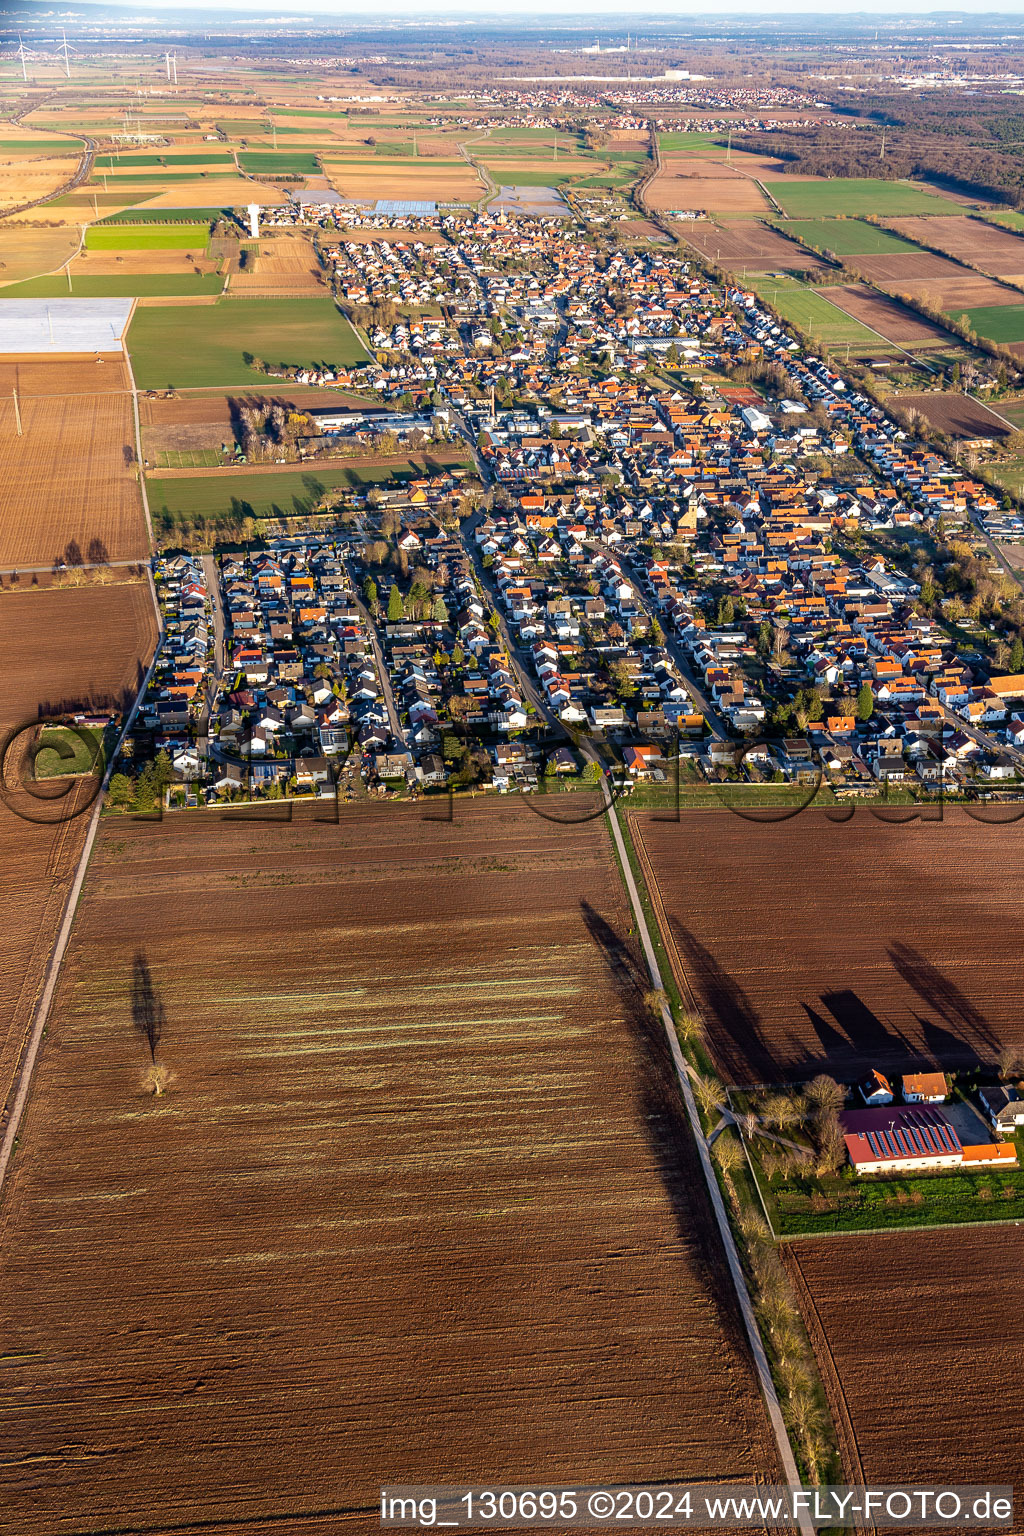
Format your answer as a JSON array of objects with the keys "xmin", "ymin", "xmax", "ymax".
[{"xmin": 845, "ymin": 1105, "xmax": 962, "ymax": 1165}]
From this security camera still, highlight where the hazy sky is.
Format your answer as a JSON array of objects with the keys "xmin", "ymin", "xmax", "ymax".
[{"xmin": 60, "ymin": 0, "xmax": 1024, "ymax": 13}]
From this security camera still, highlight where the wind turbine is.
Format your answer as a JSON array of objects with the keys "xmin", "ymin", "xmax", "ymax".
[
  {"xmin": 58, "ymin": 28, "xmax": 74, "ymax": 78},
  {"xmin": 16, "ymin": 35, "xmax": 32, "ymax": 83}
]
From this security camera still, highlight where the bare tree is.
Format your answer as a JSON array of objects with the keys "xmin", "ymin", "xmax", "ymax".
[
  {"xmin": 805, "ymin": 1074, "xmax": 846, "ymax": 1115},
  {"xmin": 693, "ymin": 1074, "xmax": 723, "ymax": 1119},
  {"xmin": 998, "ymin": 1045, "xmax": 1024, "ymax": 1081},
  {"xmin": 763, "ymin": 1091, "xmax": 804, "ymax": 1130},
  {"xmin": 712, "ymin": 1131, "xmax": 744, "ymax": 1185},
  {"xmin": 643, "ymin": 987, "xmax": 668, "ymax": 1020},
  {"xmin": 677, "ymin": 1009, "xmax": 705, "ymax": 1048}
]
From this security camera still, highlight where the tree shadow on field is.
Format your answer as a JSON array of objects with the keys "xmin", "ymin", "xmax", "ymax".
[
  {"xmin": 579, "ymin": 900, "xmax": 753, "ymax": 1365},
  {"xmin": 579, "ymin": 898, "xmax": 646, "ymax": 998},
  {"xmin": 820, "ymin": 989, "xmax": 908, "ymax": 1073},
  {"xmin": 888, "ymin": 941, "xmax": 998, "ymax": 1064},
  {"xmin": 670, "ymin": 921, "xmax": 770, "ymax": 1086},
  {"xmin": 911, "ymin": 1010, "xmax": 985, "ymax": 1072},
  {"xmin": 131, "ymin": 951, "xmax": 165, "ymax": 1062}
]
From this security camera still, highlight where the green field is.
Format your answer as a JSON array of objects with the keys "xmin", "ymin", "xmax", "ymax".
[
  {"xmin": 94, "ymin": 152, "xmax": 234, "ymax": 169},
  {"xmin": 154, "ymin": 448, "xmax": 226, "ymax": 469},
  {"xmin": 34, "ymin": 726, "xmax": 106, "ymax": 780},
  {"xmin": 150, "ymin": 462, "xmax": 424, "ymax": 522},
  {"xmin": 323, "ymin": 156, "xmax": 466, "ymax": 168},
  {"xmin": 0, "ymin": 138, "xmax": 82, "ymax": 152},
  {"xmin": 749, "ymin": 275, "xmax": 892, "ymax": 349},
  {"xmin": 128, "ymin": 296, "xmax": 369, "ymax": 389},
  {"xmin": 94, "ymin": 172, "xmax": 237, "ymax": 184},
  {"xmin": 658, "ymin": 131, "xmax": 724, "ymax": 153},
  {"xmin": 85, "ymin": 224, "xmax": 211, "ymax": 250},
  {"xmin": 486, "ymin": 127, "xmax": 583, "ymax": 142},
  {"xmin": 574, "ymin": 169, "xmax": 639, "ymax": 189},
  {"xmin": 954, "ymin": 302, "xmax": 1024, "ymax": 342},
  {"xmin": 779, "ymin": 217, "xmax": 921, "ymax": 254},
  {"xmin": 484, "ymin": 167, "xmax": 579, "ymax": 187},
  {"xmin": 98, "ymin": 207, "xmax": 231, "ymax": 225},
  {"xmin": 992, "ymin": 396, "xmax": 1024, "ymax": 428},
  {"xmin": 50, "ymin": 191, "xmax": 149, "ymax": 209},
  {"xmin": 749, "ymin": 1131, "xmax": 1024, "ymax": 1236},
  {"xmin": 982, "ymin": 210, "xmax": 1024, "ymax": 233},
  {"xmin": 766, "ymin": 178, "xmax": 959, "ymax": 219},
  {"xmin": 268, "ymin": 107, "xmax": 342, "ymax": 119},
  {"xmin": 237, "ymin": 151, "xmax": 321, "ymax": 175},
  {"xmin": 0, "ymin": 273, "xmax": 223, "ymax": 298}
]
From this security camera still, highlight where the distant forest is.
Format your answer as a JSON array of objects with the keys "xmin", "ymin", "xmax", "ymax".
[{"xmin": 739, "ymin": 96, "xmax": 1024, "ymax": 208}]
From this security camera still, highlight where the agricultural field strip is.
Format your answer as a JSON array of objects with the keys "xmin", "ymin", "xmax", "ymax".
[
  {"xmin": 630, "ymin": 810, "xmax": 1024, "ymax": 1089},
  {"xmin": 785, "ymin": 1231, "xmax": 1024, "ymax": 1492},
  {"xmin": 0, "ymin": 811, "xmax": 786, "ymax": 1529}
]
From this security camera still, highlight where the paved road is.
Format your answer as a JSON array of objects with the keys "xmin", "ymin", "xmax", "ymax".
[
  {"xmin": 601, "ymin": 789, "xmax": 814, "ymax": 1525},
  {"xmin": 0, "ymin": 107, "xmax": 95, "ymax": 221},
  {"xmin": 605, "ymin": 545, "xmax": 732, "ymax": 740},
  {"xmin": 344, "ymin": 564, "xmax": 405, "ymax": 744},
  {"xmin": 201, "ymin": 553, "xmax": 226, "ymax": 681},
  {"xmin": 0, "ymin": 576, "xmax": 163, "ymax": 1198},
  {"xmin": 461, "ymin": 512, "xmax": 574, "ymax": 743}
]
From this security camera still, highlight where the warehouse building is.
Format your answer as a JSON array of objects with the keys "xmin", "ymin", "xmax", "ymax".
[{"xmin": 841, "ymin": 1104, "xmax": 1017, "ymax": 1176}]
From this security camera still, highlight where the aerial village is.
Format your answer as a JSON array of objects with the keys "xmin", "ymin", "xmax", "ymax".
[{"xmin": 128, "ymin": 206, "xmax": 1024, "ymax": 831}]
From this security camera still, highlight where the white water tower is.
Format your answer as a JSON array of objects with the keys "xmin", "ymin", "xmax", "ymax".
[{"xmin": 247, "ymin": 203, "xmax": 260, "ymax": 239}]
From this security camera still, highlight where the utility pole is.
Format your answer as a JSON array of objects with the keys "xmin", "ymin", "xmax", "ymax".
[
  {"xmin": 172, "ymin": 55, "xmax": 177, "ymax": 87},
  {"xmin": 726, "ymin": 127, "xmax": 732, "ymax": 164},
  {"xmin": 12, "ymin": 388, "xmax": 22, "ymax": 437}
]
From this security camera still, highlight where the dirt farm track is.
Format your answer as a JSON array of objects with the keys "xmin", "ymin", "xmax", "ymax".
[
  {"xmin": 0, "ymin": 802, "xmax": 780, "ymax": 1534},
  {"xmin": 631, "ymin": 809, "xmax": 1024, "ymax": 1086}
]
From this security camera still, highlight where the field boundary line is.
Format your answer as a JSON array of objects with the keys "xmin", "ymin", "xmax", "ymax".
[
  {"xmin": 784, "ymin": 1246, "xmax": 872, "ymax": 1518},
  {"xmin": 779, "ymin": 1210, "xmax": 1024, "ymax": 1240},
  {"xmin": 0, "ymin": 565, "xmax": 162, "ymax": 1206},
  {"xmin": 122, "ymin": 323, "xmax": 155, "ymax": 550},
  {"xmin": 603, "ymin": 790, "xmax": 814, "ymax": 1528},
  {"xmin": 793, "ymin": 282, "xmax": 939, "ymax": 371},
  {"xmin": 0, "ymin": 791, "xmax": 102, "ymax": 1199}
]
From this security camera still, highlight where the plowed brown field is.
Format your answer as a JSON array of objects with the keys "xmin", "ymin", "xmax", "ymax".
[
  {"xmin": 0, "ymin": 377, "xmax": 148, "ymax": 568},
  {"xmin": 0, "ymin": 802, "xmax": 780, "ymax": 1533},
  {"xmin": 326, "ymin": 163, "xmax": 481, "ymax": 200},
  {"xmin": 229, "ymin": 235, "xmax": 324, "ymax": 294},
  {"xmin": 786, "ymin": 1229, "xmax": 1024, "ymax": 1497},
  {"xmin": 890, "ymin": 215, "xmax": 1024, "ymax": 278},
  {"xmin": 823, "ymin": 285, "xmax": 949, "ymax": 344},
  {"xmin": 897, "ymin": 391, "xmax": 1013, "ymax": 438},
  {"xmin": 0, "ymin": 354, "xmax": 125, "ymax": 395},
  {"xmin": 681, "ymin": 219, "xmax": 827, "ymax": 272},
  {"xmin": 632, "ymin": 808, "xmax": 1024, "ymax": 1085},
  {"xmin": 648, "ymin": 163, "xmax": 768, "ymax": 214},
  {"xmin": 0, "ymin": 580, "xmax": 157, "ymax": 1131},
  {"xmin": 851, "ymin": 252, "xmax": 1017, "ymax": 309}
]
